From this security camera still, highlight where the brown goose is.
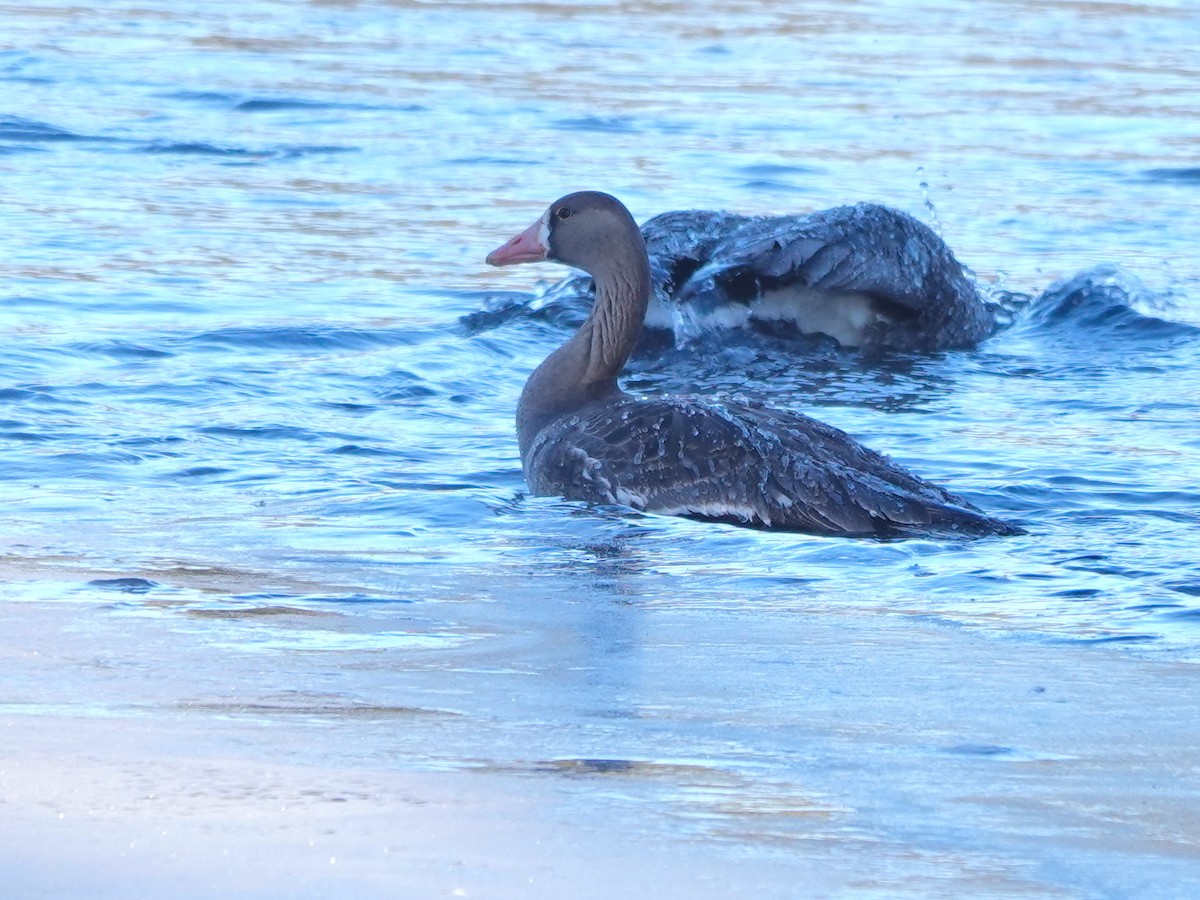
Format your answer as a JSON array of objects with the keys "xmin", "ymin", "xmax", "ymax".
[{"xmin": 487, "ymin": 191, "xmax": 1021, "ymax": 537}]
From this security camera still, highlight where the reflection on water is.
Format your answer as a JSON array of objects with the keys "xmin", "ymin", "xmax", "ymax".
[{"xmin": 3, "ymin": 0, "xmax": 1200, "ymax": 895}]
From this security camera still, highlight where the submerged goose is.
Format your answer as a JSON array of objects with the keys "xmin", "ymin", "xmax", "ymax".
[
  {"xmin": 548, "ymin": 203, "xmax": 997, "ymax": 352},
  {"xmin": 487, "ymin": 191, "xmax": 1020, "ymax": 537}
]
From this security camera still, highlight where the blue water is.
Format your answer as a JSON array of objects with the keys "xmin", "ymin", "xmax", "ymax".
[{"xmin": 3, "ymin": 1, "xmax": 1200, "ymax": 896}]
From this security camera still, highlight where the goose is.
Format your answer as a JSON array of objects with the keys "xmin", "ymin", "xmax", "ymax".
[
  {"xmin": 545, "ymin": 203, "xmax": 997, "ymax": 352},
  {"xmin": 487, "ymin": 191, "xmax": 1020, "ymax": 537}
]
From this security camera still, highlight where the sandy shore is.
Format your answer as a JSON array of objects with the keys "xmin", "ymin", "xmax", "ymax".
[
  {"xmin": 3, "ymin": 713, "xmax": 868, "ymax": 899},
  {"xmin": 4, "ymin": 718, "xmax": 685, "ymax": 899},
  {"xmin": 4, "ymin": 569, "xmax": 1200, "ymax": 898}
]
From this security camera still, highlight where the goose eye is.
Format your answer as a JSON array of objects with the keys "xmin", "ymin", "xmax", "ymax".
[{"xmin": 555, "ymin": 207, "xmax": 572, "ymax": 220}]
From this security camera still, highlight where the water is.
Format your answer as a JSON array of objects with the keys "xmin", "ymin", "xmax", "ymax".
[{"xmin": 3, "ymin": 1, "xmax": 1200, "ymax": 896}]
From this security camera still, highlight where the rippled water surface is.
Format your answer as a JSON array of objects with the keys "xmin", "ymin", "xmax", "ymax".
[{"xmin": 3, "ymin": 1, "xmax": 1200, "ymax": 896}]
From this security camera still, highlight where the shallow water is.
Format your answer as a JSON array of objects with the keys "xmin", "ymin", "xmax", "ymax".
[{"xmin": 3, "ymin": 1, "xmax": 1200, "ymax": 896}]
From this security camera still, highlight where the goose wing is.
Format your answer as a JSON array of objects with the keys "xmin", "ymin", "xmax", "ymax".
[
  {"xmin": 675, "ymin": 204, "xmax": 995, "ymax": 350},
  {"xmin": 524, "ymin": 396, "xmax": 1015, "ymax": 536}
]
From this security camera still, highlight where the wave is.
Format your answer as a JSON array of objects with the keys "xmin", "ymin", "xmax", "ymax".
[
  {"xmin": 1022, "ymin": 265, "xmax": 1199, "ymax": 340},
  {"xmin": 0, "ymin": 115, "xmax": 357, "ymax": 161}
]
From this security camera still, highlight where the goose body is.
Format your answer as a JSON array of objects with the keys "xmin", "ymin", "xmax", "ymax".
[
  {"xmin": 555, "ymin": 203, "xmax": 997, "ymax": 352},
  {"xmin": 487, "ymin": 191, "xmax": 1019, "ymax": 537}
]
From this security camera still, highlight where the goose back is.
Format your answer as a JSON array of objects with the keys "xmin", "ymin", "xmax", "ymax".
[{"xmin": 524, "ymin": 393, "xmax": 1018, "ymax": 537}]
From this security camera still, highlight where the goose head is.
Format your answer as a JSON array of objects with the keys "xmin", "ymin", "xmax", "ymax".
[{"xmin": 486, "ymin": 191, "xmax": 644, "ymax": 279}]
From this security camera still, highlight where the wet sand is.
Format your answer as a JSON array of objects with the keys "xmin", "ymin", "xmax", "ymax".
[
  {"xmin": 5, "ymin": 720, "xmax": 713, "ymax": 900},
  {"xmin": 4, "ymin": 572, "xmax": 1199, "ymax": 898}
]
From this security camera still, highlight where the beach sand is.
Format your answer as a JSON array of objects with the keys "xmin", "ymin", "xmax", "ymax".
[{"xmin": 4, "ymin": 566, "xmax": 1200, "ymax": 898}]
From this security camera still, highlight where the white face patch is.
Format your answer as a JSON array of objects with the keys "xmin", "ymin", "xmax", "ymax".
[{"xmin": 538, "ymin": 207, "xmax": 552, "ymax": 258}]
